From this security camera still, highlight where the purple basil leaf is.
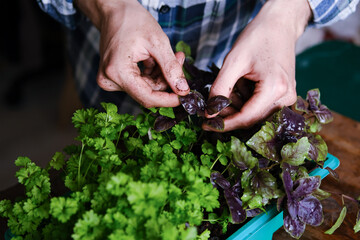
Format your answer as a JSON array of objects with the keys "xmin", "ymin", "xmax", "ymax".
[
  {"xmin": 295, "ymin": 96, "xmax": 309, "ymax": 113},
  {"xmin": 230, "ymin": 136, "xmax": 258, "ymax": 170},
  {"xmin": 284, "ymin": 213, "xmax": 306, "ymax": 239},
  {"xmin": 325, "ymin": 167, "xmax": 339, "ymax": 181},
  {"xmin": 306, "ymin": 89, "xmax": 321, "ymax": 111},
  {"xmin": 224, "ymin": 189, "xmax": 247, "ymax": 223},
  {"xmin": 246, "ymin": 208, "xmax": 263, "ymax": 218},
  {"xmin": 206, "ymin": 95, "xmax": 231, "ymax": 115},
  {"xmin": 282, "ymin": 170, "xmax": 293, "ymax": 200},
  {"xmin": 281, "ymin": 162, "xmax": 299, "ymax": 181},
  {"xmin": 313, "ymin": 104, "xmax": 333, "ymax": 124},
  {"xmin": 292, "ymin": 176, "xmax": 321, "ymax": 199},
  {"xmin": 287, "ymin": 199, "xmax": 299, "ymax": 219},
  {"xmin": 179, "ymin": 91, "xmax": 206, "ymax": 116},
  {"xmin": 154, "ymin": 116, "xmax": 176, "ymax": 132},
  {"xmin": 173, "ymin": 106, "xmax": 188, "ymax": 122},
  {"xmin": 298, "ymin": 195, "xmax": 323, "ymax": 226},
  {"xmin": 204, "ymin": 116, "xmax": 225, "ymax": 131},
  {"xmin": 210, "ymin": 172, "xmax": 230, "ymax": 190},
  {"xmin": 231, "ymin": 180, "xmax": 242, "ymax": 195},
  {"xmin": 307, "ymin": 134, "xmax": 328, "ymax": 162},
  {"xmin": 276, "ymin": 107, "xmax": 306, "ymax": 143}
]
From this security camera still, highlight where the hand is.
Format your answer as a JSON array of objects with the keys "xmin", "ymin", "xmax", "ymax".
[
  {"xmin": 204, "ymin": 0, "xmax": 311, "ymax": 131},
  {"xmin": 75, "ymin": 0, "xmax": 190, "ymax": 108}
]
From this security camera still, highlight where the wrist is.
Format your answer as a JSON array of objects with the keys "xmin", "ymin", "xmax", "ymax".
[
  {"xmin": 263, "ymin": 0, "xmax": 312, "ymax": 39},
  {"xmin": 74, "ymin": 0, "xmax": 134, "ymax": 29}
]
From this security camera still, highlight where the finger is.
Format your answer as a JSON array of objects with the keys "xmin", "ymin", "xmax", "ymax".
[
  {"xmin": 221, "ymin": 83, "xmax": 282, "ymax": 131},
  {"xmin": 142, "ymin": 75, "xmax": 168, "ymax": 91},
  {"xmin": 124, "ymin": 74, "xmax": 181, "ymax": 108},
  {"xmin": 142, "ymin": 52, "xmax": 186, "ymax": 91},
  {"xmin": 96, "ymin": 70, "xmax": 122, "ymax": 92},
  {"xmin": 209, "ymin": 54, "xmax": 250, "ymax": 100},
  {"xmin": 174, "ymin": 51, "xmax": 186, "ymax": 66},
  {"xmin": 229, "ymin": 91, "xmax": 244, "ymax": 110},
  {"xmin": 219, "ymin": 106, "xmax": 238, "ymax": 118},
  {"xmin": 149, "ymin": 44, "xmax": 189, "ymax": 96}
]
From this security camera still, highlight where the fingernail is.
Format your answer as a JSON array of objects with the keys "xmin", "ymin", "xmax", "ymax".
[{"xmin": 176, "ymin": 78, "xmax": 189, "ymax": 92}]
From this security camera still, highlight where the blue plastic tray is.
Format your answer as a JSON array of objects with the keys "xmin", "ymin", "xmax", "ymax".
[{"xmin": 227, "ymin": 153, "xmax": 340, "ymax": 240}]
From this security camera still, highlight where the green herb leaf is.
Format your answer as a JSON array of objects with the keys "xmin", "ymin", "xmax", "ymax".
[
  {"xmin": 247, "ymin": 122, "xmax": 279, "ymax": 161},
  {"xmin": 325, "ymin": 206, "xmax": 347, "ymax": 234},
  {"xmin": 159, "ymin": 107, "xmax": 176, "ymax": 119},
  {"xmin": 281, "ymin": 137, "xmax": 310, "ymax": 166}
]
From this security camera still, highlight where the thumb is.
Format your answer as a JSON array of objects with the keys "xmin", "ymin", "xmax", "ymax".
[
  {"xmin": 207, "ymin": 55, "xmax": 249, "ymax": 117},
  {"xmin": 150, "ymin": 46, "xmax": 190, "ymax": 96}
]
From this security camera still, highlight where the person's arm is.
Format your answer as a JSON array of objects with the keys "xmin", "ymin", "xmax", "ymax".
[
  {"xmin": 204, "ymin": 0, "xmax": 311, "ymax": 131},
  {"xmin": 72, "ymin": 0, "xmax": 190, "ymax": 108}
]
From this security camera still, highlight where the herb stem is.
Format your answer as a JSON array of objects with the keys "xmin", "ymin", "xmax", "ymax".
[
  {"xmin": 210, "ymin": 154, "xmax": 222, "ymax": 170},
  {"xmin": 221, "ymin": 163, "xmax": 231, "ymax": 175},
  {"xmin": 77, "ymin": 142, "xmax": 85, "ymax": 189}
]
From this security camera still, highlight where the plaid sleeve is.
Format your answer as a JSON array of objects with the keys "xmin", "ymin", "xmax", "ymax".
[
  {"xmin": 36, "ymin": 0, "xmax": 80, "ymax": 29},
  {"xmin": 308, "ymin": 0, "xmax": 359, "ymax": 27}
]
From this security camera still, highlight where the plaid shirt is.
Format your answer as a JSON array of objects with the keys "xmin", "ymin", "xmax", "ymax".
[{"xmin": 37, "ymin": 0, "xmax": 359, "ymax": 113}]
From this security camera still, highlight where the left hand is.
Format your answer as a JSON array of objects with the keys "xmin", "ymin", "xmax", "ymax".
[{"xmin": 204, "ymin": 0, "xmax": 311, "ymax": 131}]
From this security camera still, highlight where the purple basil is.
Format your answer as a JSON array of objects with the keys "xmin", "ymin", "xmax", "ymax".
[
  {"xmin": 276, "ymin": 107, "xmax": 306, "ymax": 143},
  {"xmin": 306, "ymin": 89, "xmax": 333, "ymax": 124},
  {"xmin": 282, "ymin": 168, "xmax": 324, "ymax": 238},
  {"xmin": 292, "ymin": 176, "xmax": 321, "ymax": 199},
  {"xmin": 179, "ymin": 91, "xmax": 206, "ymax": 117},
  {"xmin": 284, "ymin": 213, "xmax": 306, "ymax": 238},
  {"xmin": 297, "ymin": 195, "xmax": 323, "ymax": 226},
  {"xmin": 154, "ymin": 116, "xmax": 177, "ymax": 132},
  {"xmin": 206, "ymin": 96, "xmax": 231, "ymax": 115},
  {"xmin": 295, "ymin": 96, "xmax": 308, "ymax": 113},
  {"xmin": 204, "ymin": 116, "xmax": 225, "ymax": 131},
  {"xmin": 211, "ymin": 172, "xmax": 246, "ymax": 223}
]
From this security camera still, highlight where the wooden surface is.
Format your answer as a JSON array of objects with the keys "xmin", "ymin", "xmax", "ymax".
[{"xmin": 274, "ymin": 112, "xmax": 360, "ymax": 239}]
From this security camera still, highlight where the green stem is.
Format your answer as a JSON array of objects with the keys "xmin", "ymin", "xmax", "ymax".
[
  {"xmin": 264, "ymin": 162, "xmax": 280, "ymax": 171},
  {"xmin": 115, "ymin": 124, "xmax": 123, "ymax": 147},
  {"xmin": 83, "ymin": 157, "xmax": 97, "ymax": 180},
  {"xmin": 221, "ymin": 163, "xmax": 231, "ymax": 175},
  {"xmin": 77, "ymin": 142, "xmax": 85, "ymax": 189},
  {"xmin": 210, "ymin": 154, "xmax": 222, "ymax": 170}
]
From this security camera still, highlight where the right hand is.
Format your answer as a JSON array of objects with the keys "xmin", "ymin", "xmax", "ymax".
[{"xmin": 75, "ymin": 0, "xmax": 190, "ymax": 108}]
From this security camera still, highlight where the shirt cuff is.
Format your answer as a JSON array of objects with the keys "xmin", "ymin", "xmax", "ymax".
[
  {"xmin": 36, "ymin": 0, "xmax": 81, "ymax": 29},
  {"xmin": 307, "ymin": 0, "xmax": 360, "ymax": 28}
]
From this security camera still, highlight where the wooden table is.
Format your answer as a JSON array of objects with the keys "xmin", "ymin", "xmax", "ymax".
[
  {"xmin": 274, "ymin": 112, "xmax": 360, "ymax": 239},
  {"xmin": 1, "ymin": 112, "xmax": 360, "ymax": 239}
]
